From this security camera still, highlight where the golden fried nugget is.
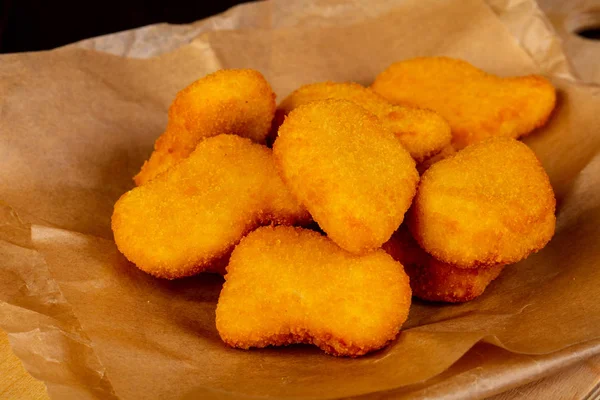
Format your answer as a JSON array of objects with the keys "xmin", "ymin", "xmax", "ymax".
[
  {"xmin": 112, "ymin": 135, "xmax": 309, "ymax": 279},
  {"xmin": 134, "ymin": 69, "xmax": 276, "ymax": 185},
  {"xmin": 408, "ymin": 137, "xmax": 556, "ymax": 268},
  {"xmin": 372, "ymin": 57, "xmax": 556, "ymax": 149},
  {"xmin": 216, "ymin": 225, "xmax": 412, "ymax": 357},
  {"xmin": 273, "ymin": 82, "xmax": 451, "ymax": 163},
  {"xmin": 273, "ymin": 100, "xmax": 419, "ymax": 254},
  {"xmin": 382, "ymin": 226, "xmax": 504, "ymax": 303}
]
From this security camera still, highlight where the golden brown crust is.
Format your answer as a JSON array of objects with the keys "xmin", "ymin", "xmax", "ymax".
[
  {"xmin": 382, "ymin": 226, "xmax": 504, "ymax": 303},
  {"xmin": 112, "ymin": 135, "xmax": 309, "ymax": 279},
  {"xmin": 273, "ymin": 99, "xmax": 419, "ymax": 254},
  {"xmin": 216, "ymin": 226, "xmax": 412, "ymax": 356},
  {"xmin": 372, "ymin": 57, "xmax": 556, "ymax": 150},
  {"xmin": 272, "ymin": 81, "xmax": 451, "ymax": 163},
  {"xmin": 134, "ymin": 69, "xmax": 276, "ymax": 185},
  {"xmin": 408, "ymin": 137, "xmax": 556, "ymax": 268}
]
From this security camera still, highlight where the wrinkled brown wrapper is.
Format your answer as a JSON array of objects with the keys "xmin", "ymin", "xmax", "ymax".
[{"xmin": 1, "ymin": 0, "xmax": 600, "ymax": 399}]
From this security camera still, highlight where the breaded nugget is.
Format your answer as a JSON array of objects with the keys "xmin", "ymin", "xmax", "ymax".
[
  {"xmin": 216, "ymin": 225, "xmax": 412, "ymax": 356},
  {"xmin": 112, "ymin": 135, "xmax": 309, "ymax": 279},
  {"xmin": 134, "ymin": 69, "xmax": 276, "ymax": 185},
  {"xmin": 372, "ymin": 57, "xmax": 556, "ymax": 149},
  {"xmin": 273, "ymin": 100, "xmax": 419, "ymax": 254},
  {"xmin": 408, "ymin": 137, "xmax": 556, "ymax": 268},
  {"xmin": 273, "ymin": 82, "xmax": 451, "ymax": 163},
  {"xmin": 382, "ymin": 226, "xmax": 504, "ymax": 303}
]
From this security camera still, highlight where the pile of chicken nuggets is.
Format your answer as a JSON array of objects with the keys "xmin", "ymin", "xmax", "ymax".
[{"xmin": 112, "ymin": 57, "xmax": 557, "ymax": 357}]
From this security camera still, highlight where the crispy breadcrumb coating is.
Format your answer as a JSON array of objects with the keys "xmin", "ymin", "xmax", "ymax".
[
  {"xmin": 382, "ymin": 226, "xmax": 504, "ymax": 303},
  {"xmin": 272, "ymin": 82, "xmax": 451, "ymax": 163},
  {"xmin": 134, "ymin": 69, "xmax": 276, "ymax": 185},
  {"xmin": 216, "ymin": 225, "xmax": 412, "ymax": 356},
  {"xmin": 408, "ymin": 137, "xmax": 556, "ymax": 268},
  {"xmin": 112, "ymin": 135, "xmax": 309, "ymax": 279},
  {"xmin": 372, "ymin": 57, "xmax": 556, "ymax": 149},
  {"xmin": 273, "ymin": 99, "xmax": 419, "ymax": 254}
]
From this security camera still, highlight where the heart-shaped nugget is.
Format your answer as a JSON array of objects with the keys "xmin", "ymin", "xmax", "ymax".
[
  {"xmin": 408, "ymin": 137, "xmax": 556, "ymax": 268},
  {"xmin": 274, "ymin": 99, "xmax": 419, "ymax": 254},
  {"xmin": 112, "ymin": 135, "xmax": 309, "ymax": 279},
  {"xmin": 216, "ymin": 226, "xmax": 412, "ymax": 357},
  {"xmin": 372, "ymin": 57, "xmax": 556, "ymax": 150},
  {"xmin": 135, "ymin": 69, "xmax": 276, "ymax": 185},
  {"xmin": 273, "ymin": 82, "xmax": 451, "ymax": 163}
]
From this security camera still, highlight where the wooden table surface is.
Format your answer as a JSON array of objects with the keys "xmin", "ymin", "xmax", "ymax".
[
  {"xmin": 489, "ymin": 355, "xmax": 600, "ymax": 400},
  {"xmin": 0, "ymin": 331, "xmax": 47, "ymax": 400}
]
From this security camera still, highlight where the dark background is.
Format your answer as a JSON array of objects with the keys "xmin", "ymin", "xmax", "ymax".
[
  {"xmin": 2, "ymin": 0, "xmax": 598, "ymax": 54},
  {"xmin": 0, "ymin": 0, "xmax": 252, "ymax": 53}
]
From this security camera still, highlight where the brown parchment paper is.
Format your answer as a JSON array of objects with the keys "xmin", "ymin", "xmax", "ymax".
[
  {"xmin": 2, "ymin": 0, "xmax": 600, "ymax": 399},
  {"xmin": 536, "ymin": 0, "xmax": 600, "ymax": 85}
]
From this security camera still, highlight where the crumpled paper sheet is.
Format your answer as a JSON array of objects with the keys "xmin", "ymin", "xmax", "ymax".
[
  {"xmin": 72, "ymin": 0, "xmax": 577, "ymax": 81},
  {"xmin": 74, "ymin": 0, "xmax": 600, "ymax": 86},
  {"xmin": 536, "ymin": 0, "xmax": 600, "ymax": 85},
  {"xmin": 1, "ymin": 0, "xmax": 600, "ymax": 399},
  {"xmin": 486, "ymin": 0, "xmax": 575, "ymax": 81}
]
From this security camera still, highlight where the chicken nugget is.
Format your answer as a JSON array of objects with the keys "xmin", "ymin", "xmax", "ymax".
[
  {"xmin": 372, "ymin": 57, "xmax": 556, "ymax": 149},
  {"xmin": 382, "ymin": 226, "xmax": 504, "ymax": 303},
  {"xmin": 112, "ymin": 135, "xmax": 309, "ymax": 279},
  {"xmin": 216, "ymin": 225, "xmax": 412, "ymax": 357},
  {"xmin": 134, "ymin": 69, "xmax": 276, "ymax": 185},
  {"xmin": 408, "ymin": 137, "xmax": 556, "ymax": 268},
  {"xmin": 272, "ymin": 82, "xmax": 451, "ymax": 163},
  {"xmin": 273, "ymin": 99, "xmax": 419, "ymax": 254}
]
